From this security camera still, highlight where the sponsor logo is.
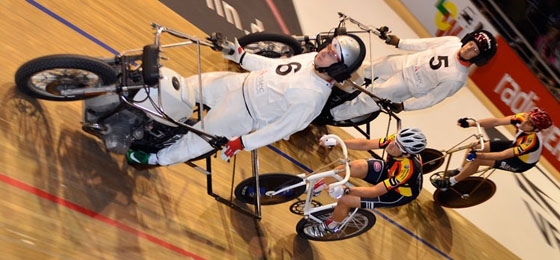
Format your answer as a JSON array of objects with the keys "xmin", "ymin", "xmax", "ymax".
[
  {"xmin": 434, "ymin": 0, "xmax": 481, "ymax": 37},
  {"xmin": 206, "ymin": 0, "xmax": 265, "ymax": 34},
  {"xmin": 494, "ymin": 73, "xmax": 540, "ymax": 113},
  {"xmin": 373, "ymin": 161, "xmax": 382, "ymax": 172}
]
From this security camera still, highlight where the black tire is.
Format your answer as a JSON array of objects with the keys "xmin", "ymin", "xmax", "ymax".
[
  {"xmin": 433, "ymin": 176, "xmax": 496, "ymax": 208},
  {"xmin": 420, "ymin": 148, "xmax": 445, "ymax": 174},
  {"xmin": 234, "ymin": 173, "xmax": 306, "ymax": 205},
  {"xmin": 296, "ymin": 208, "xmax": 376, "ymax": 241},
  {"xmin": 15, "ymin": 54, "xmax": 117, "ymax": 101},
  {"xmin": 238, "ymin": 32, "xmax": 303, "ymax": 58}
]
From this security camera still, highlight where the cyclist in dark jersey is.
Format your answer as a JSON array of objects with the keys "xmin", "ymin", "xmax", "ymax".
[
  {"xmin": 432, "ymin": 108, "xmax": 553, "ymax": 190},
  {"xmin": 308, "ymin": 127, "xmax": 427, "ymax": 236}
]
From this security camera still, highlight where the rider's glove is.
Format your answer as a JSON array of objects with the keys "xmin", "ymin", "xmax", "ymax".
[
  {"xmin": 376, "ymin": 26, "xmax": 390, "ymax": 40},
  {"xmin": 319, "ymin": 135, "xmax": 337, "ymax": 148},
  {"xmin": 329, "ymin": 185, "xmax": 345, "ymax": 199},
  {"xmin": 222, "ymin": 38, "xmax": 246, "ymax": 65},
  {"xmin": 220, "ymin": 136, "xmax": 244, "ymax": 161},
  {"xmin": 457, "ymin": 118, "xmax": 470, "ymax": 128},
  {"xmin": 466, "ymin": 150, "xmax": 477, "ymax": 162},
  {"xmin": 388, "ymin": 102, "xmax": 404, "ymax": 113},
  {"xmin": 385, "ymin": 35, "xmax": 400, "ymax": 47}
]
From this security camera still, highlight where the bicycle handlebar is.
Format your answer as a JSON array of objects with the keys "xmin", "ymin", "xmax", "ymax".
[
  {"xmin": 466, "ymin": 117, "xmax": 485, "ymax": 151},
  {"xmin": 322, "ymin": 134, "xmax": 351, "ymax": 188},
  {"xmin": 338, "ymin": 12, "xmax": 390, "ymax": 39}
]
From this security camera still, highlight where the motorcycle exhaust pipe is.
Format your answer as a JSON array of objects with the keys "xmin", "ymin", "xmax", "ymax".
[{"xmin": 60, "ymin": 84, "xmax": 145, "ymax": 96}]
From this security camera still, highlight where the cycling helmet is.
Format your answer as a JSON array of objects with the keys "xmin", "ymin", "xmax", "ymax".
[
  {"xmin": 461, "ymin": 29, "xmax": 497, "ymax": 66},
  {"xmin": 317, "ymin": 34, "xmax": 366, "ymax": 82},
  {"xmin": 529, "ymin": 108, "xmax": 552, "ymax": 130},
  {"xmin": 395, "ymin": 127, "xmax": 427, "ymax": 154}
]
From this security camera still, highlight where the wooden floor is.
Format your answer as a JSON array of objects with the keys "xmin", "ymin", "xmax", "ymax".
[{"xmin": 0, "ymin": 1, "xmax": 520, "ymax": 259}]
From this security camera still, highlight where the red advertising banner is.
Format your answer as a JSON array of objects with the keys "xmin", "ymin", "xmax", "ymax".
[{"xmin": 470, "ymin": 36, "xmax": 560, "ymax": 171}]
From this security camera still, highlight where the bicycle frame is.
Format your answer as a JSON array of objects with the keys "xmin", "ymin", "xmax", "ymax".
[
  {"xmin": 427, "ymin": 117, "xmax": 486, "ymax": 177},
  {"xmin": 263, "ymin": 134, "xmax": 354, "ymax": 223},
  {"xmin": 426, "ymin": 118, "xmax": 500, "ymax": 208}
]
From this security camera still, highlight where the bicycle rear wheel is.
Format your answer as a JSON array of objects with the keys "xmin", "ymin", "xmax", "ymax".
[
  {"xmin": 296, "ymin": 208, "xmax": 376, "ymax": 241},
  {"xmin": 234, "ymin": 173, "xmax": 306, "ymax": 205}
]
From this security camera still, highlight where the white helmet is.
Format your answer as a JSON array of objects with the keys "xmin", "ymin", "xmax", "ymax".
[{"xmin": 396, "ymin": 127, "xmax": 427, "ymax": 154}]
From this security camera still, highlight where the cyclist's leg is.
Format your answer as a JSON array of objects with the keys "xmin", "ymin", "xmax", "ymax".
[
  {"xmin": 453, "ymin": 140, "xmax": 509, "ymax": 183},
  {"xmin": 361, "ymin": 192, "xmax": 416, "ymax": 209},
  {"xmin": 493, "ymin": 157, "xmax": 534, "ymax": 173},
  {"xmin": 362, "ymin": 158, "xmax": 386, "ymax": 184}
]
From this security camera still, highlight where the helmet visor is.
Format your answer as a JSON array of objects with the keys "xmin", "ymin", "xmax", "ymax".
[
  {"xmin": 330, "ymin": 38, "xmax": 343, "ymax": 63},
  {"xmin": 327, "ymin": 43, "xmax": 341, "ymax": 62}
]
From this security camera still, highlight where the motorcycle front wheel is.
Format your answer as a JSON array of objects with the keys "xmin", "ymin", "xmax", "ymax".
[
  {"xmin": 15, "ymin": 54, "xmax": 117, "ymax": 101},
  {"xmin": 238, "ymin": 32, "xmax": 303, "ymax": 58}
]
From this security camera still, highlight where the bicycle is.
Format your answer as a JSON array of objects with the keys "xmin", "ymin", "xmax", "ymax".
[
  {"xmin": 234, "ymin": 134, "xmax": 377, "ymax": 241},
  {"xmin": 424, "ymin": 118, "xmax": 497, "ymax": 208}
]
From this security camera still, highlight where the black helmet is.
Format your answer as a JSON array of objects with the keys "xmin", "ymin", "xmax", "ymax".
[
  {"xmin": 317, "ymin": 34, "xmax": 366, "ymax": 82},
  {"xmin": 461, "ymin": 29, "xmax": 497, "ymax": 66}
]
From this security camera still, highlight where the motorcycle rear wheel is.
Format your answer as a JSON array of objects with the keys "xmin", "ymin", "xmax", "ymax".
[{"xmin": 15, "ymin": 54, "xmax": 117, "ymax": 101}]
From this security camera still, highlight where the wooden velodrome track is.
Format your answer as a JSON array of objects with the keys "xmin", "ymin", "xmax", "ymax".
[{"xmin": 0, "ymin": 1, "xmax": 520, "ymax": 259}]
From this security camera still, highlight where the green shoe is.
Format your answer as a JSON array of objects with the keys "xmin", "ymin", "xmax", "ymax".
[{"xmin": 126, "ymin": 150, "xmax": 151, "ymax": 165}]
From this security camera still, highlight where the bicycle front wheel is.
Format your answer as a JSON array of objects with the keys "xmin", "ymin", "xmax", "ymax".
[{"xmin": 296, "ymin": 208, "xmax": 376, "ymax": 241}]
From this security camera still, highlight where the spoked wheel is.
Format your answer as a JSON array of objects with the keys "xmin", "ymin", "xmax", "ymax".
[
  {"xmin": 238, "ymin": 32, "xmax": 303, "ymax": 58},
  {"xmin": 433, "ymin": 176, "xmax": 496, "ymax": 208},
  {"xmin": 15, "ymin": 54, "xmax": 117, "ymax": 101},
  {"xmin": 296, "ymin": 208, "xmax": 376, "ymax": 241},
  {"xmin": 289, "ymin": 199, "xmax": 323, "ymax": 215},
  {"xmin": 234, "ymin": 173, "xmax": 306, "ymax": 205},
  {"xmin": 420, "ymin": 148, "xmax": 445, "ymax": 174}
]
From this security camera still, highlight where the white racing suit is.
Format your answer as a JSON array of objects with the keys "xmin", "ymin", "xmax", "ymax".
[
  {"xmin": 156, "ymin": 52, "xmax": 333, "ymax": 165},
  {"xmin": 331, "ymin": 36, "xmax": 471, "ymax": 121}
]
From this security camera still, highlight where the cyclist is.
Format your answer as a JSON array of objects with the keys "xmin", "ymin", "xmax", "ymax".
[
  {"xmin": 307, "ymin": 127, "xmax": 427, "ymax": 236},
  {"xmin": 329, "ymin": 29, "xmax": 498, "ymax": 121},
  {"xmin": 431, "ymin": 108, "xmax": 553, "ymax": 190},
  {"xmin": 126, "ymin": 34, "xmax": 366, "ymax": 166}
]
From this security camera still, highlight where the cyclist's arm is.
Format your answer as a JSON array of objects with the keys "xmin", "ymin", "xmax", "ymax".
[
  {"xmin": 397, "ymin": 36, "xmax": 458, "ymax": 51},
  {"xmin": 343, "ymin": 138, "xmax": 380, "ymax": 150},
  {"xmin": 476, "ymin": 148, "xmax": 515, "ymax": 161},
  {"xmin": 403, "ymin": 81, "xmax": 462, "ymax": 111},
  {"xmin": 476, "ymin": 115, "xmax": 513, "ymax": 128}
]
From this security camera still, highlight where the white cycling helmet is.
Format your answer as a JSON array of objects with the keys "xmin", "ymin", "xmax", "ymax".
[{"xmin": 395, "ymin": 127, "xmax": 427, "ymax": 154}]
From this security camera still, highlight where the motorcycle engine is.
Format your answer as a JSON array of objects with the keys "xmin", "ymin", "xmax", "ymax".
[
  {"xmin": 82, "ymin": 94, "xmax": 191, "ymax": 154},
  {"xmin": 83, "ymin": 94, "xmax": 142, "ymax": 154}
]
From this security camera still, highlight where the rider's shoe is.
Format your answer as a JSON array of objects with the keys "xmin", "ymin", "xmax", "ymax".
[
  {"xmin": 312, "ymin": 178, "xmax": 326, "ymax": 197},
  {"xmin": 126, "ymin": 150, "xmax": 154, "ymax": 165},
  {"xmin": 446, "ymin": 169, "xmax": 460, "ymax": 177},
  {"xmin": 431, "ymin": 175, "xmax": 450, "ymax": 191},
  {"xmin": 303, "ymin": 221, "xmax": 338, "ymax": 237}
]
